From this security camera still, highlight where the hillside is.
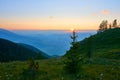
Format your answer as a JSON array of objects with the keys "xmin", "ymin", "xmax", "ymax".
[
  {"xmin": 0, "ymin": 28, "xmax": 70, "ymax": 55},
  {"xmin": 66, "ymin": 28, "xmax": 120, "ymax": 59},
  {"xmin": 0, "ymin": 38, "xmax": 46, "ymax": 62},
  {"xmin": 18, "ymin": 43, "xmax": 51, "ymax": 58},
  {"xmin": 0, "ymin": 28, "xmax": 47, "ymax": 54},
  {"xmin": 0, "ymin": 28, "xmax": 24, "ymax": 42}
]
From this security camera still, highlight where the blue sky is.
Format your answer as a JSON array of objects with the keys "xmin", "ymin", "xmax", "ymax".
[{"xmin": 0, "ymin": 0, "xmax": 120, "ymax": 30}]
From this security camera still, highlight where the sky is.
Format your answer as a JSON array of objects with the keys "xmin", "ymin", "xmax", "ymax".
[{"xmin": 0, "ymin": 0, "xmax": 120, "ymax": 30}]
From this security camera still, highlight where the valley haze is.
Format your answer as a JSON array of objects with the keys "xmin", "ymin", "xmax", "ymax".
[
  {"xmin": 0, "ymin": 28, "xmax": 96, "ymax": 56},
  {"xmin": 11, "ymin": 30, "xmax": 96, "ymax": 56}
]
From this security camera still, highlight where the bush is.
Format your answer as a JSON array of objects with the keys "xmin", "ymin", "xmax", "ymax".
[{"xmin": 20, "ymin": 58, "xmax": 39, "ymax": 80}]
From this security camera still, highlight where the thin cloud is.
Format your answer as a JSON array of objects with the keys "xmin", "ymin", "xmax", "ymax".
[
  {"xmin": 91, "ymin": 9, "xmax": 110, "ymax": 17},
  {"xmin": 101, "ymin": 9, "xmax": 110, "ymax": 15}
]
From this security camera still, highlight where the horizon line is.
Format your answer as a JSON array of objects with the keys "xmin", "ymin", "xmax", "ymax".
[
  {"xmin": 0, "ymin": 28, "xmax": 97, "ymax": 31},
  {"xmin": 10, "ymin": 29, "xmax": 97, "ymax": 31}
]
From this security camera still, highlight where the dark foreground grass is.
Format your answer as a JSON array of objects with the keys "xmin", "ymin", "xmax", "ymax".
[{"xmin": 0, "ymin": 58, "xmax": 119, "ymax": 80}]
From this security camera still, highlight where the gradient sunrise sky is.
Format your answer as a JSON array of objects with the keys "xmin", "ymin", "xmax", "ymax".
[{"xmin": 0, "ymin": 0, "xmax": 120, "ymax": 30}]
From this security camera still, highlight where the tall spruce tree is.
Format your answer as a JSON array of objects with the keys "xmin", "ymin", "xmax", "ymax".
[
  {"xmin": 64, "ymin": 29, "xmax": 82, "ymax": 74},
  {"xmin": 71, "ymin": 29, "xmax": 77, "ymax": 45}
]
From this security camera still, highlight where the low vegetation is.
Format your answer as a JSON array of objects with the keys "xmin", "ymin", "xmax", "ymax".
[{"xmin": 0, "ymin": 58, "xmax": 119, "ymax": 80}]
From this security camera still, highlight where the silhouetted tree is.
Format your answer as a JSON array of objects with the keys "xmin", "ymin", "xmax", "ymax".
[
  {"xmin": 104, "ymin": 20, "xmax": 108, "ymax": 30},
  {"xmin": 109, "ymin": 24, "xmax": 112, "ymax": 29},
  {"xmin": 71, "ymin": 29, "xmax": 77, "ymax": 45},
  {"xmin": 112, "ymin": 19, "xmax": 117, "ymax": 28},
  {"xmin": 98, "ymin": 20, "xmax": 108, "ymax": 32},
  {"xmin": 64, "ymin": 29, "xmax": 83, "ymax": 75}
]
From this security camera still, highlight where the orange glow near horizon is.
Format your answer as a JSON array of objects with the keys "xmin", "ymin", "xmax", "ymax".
[
  {"xmin": 0, "ymin": 18, "xmax": 99, "ymax": 30},
  {"xmin": 70, "ymin": 28, "xmax": 75, "ymax": 32},
  {"xmin": 0, "ymin": 24, "xmax": 98, "ymax": 30}
]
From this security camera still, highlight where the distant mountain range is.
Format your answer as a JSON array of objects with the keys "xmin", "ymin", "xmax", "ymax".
[
  {"xmin": 18, "ymin": 43, "xmax": 50, "ymax": 58},
  {"xmin": 0, "ymin": 28, "xmax": 70, "ymax": 55},
  {"xmin": 0, "ymin": 38, "xmax": 48, "ymax": 62},
  {"xmin": 0, "ymin": 28, "xmax": 40, "ymax": 43},
  {"xmin": 0, "ymin": 28, "xmax": 50, "ymax": 54},
  {"xmin": 0, "ymin": 28, "xmax": 96, "ymax": 55}
]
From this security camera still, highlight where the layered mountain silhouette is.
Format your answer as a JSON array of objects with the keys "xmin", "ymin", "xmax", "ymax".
[
  {"xmin": 0, "ymin": 28, "xmax": 64, "ymax": 55},
  {"xmin": 0, "ymin": 28, "xmax": 96, "ymax": 55},
  {"xmin": 18, "ymin": 43, "xmax": 50, "ymax": 58},
  {"xmin": 0, "ymin": 28, "xmax": 49, "ymax": 54},
  {"xmin": 0, "ymin": 28, "xmax": 39, "ymax": 43},
  {"xmin": 0, "ymin": 38, "xmax": 50, "ymax": 62},
  {"xmin": 0, "ymin": 28, "xmax": 70, "ymax": 55}
]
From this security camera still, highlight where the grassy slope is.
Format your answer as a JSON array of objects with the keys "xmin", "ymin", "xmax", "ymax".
[
  {"xmin": 66, "ymin": 28, "xmax": 120, "ymax": 59},
  {"xmin": 0, "ymin": 59, "xmax": 119, "ymax": 80},
  {"xmin": 90, "ymin": 28, "xmax": 120, "ymax": 58}
]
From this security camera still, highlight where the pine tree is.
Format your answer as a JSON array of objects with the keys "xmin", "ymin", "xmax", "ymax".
[
  {"xmin": 113, "ymin": 19, "xmax": 117, "ymax": 28},
  {"xmin": 109, "ymin": 24, "xmax": 112, "ymax": 29},
  {"xmin": 98, "ymin": 20, "xmax": 108, "ymax": 33},
  {"xmin": 71, "ymin": 29, "xmax": 77, "ymax": 45},
  {"xmin": 64, "ymin": 29, "xmax": 83, "ymax": 74}
]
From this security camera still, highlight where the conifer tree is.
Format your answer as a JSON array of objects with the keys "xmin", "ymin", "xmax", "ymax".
[
  {"xmin": 64, "ymin": 29, "xmax": 82, "ymax": 74},
  {"xmin": 109, "ymin": 24, "xmax": 112, "ymax": 29},
  {"xmin": 98, "ymin": 20, "xmax": 108, "ymax": 32},
  {"xmin": 71, "ymin": 29, "xmax": 77, "ymax": 45},
  {"xmin": 113, "ymin": 19, "xmax": 117, "ymax": 28}
]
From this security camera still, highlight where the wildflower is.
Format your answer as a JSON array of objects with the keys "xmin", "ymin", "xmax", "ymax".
[
  {"xmin": 99, "ymin": 73, "xmax": 104, "ymax": 80},
  {"xmin": 61, "ymin": 77, "xmax": 64, "ymax": 80},
  {"xmin": 100, "ymin": 73, "xmax": 103, "ymax": 76}
]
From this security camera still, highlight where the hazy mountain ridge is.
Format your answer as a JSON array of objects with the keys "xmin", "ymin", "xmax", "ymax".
[
  {"xmin": 0, "ymin": 28, "xmax": 96, "ymax": 55},
  {"xmin": 12, "ymin": 30, "xmax": 96, "ymax": 55},
  {"xmin": 0, "ymin": 38, "xmax": 47, "ymax": 62},
  {"xmin": 0, "ymin": 28, "xmax": 49, "ymax": 54},
  {"xmin": 18, "ymin": 43, "xmax": 51, "ymax": 58}
]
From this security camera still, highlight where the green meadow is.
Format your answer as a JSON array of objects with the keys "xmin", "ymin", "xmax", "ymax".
[{"xmin": 0, "ymin": 58, "xmax": 119, "ymax": 80}]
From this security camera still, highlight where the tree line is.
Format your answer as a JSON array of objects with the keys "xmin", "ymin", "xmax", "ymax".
[{"xmin": 98, "ymin": 19, "xmax": 120, "ymax": 32}]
